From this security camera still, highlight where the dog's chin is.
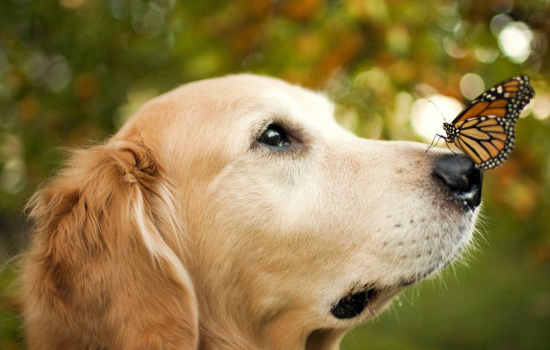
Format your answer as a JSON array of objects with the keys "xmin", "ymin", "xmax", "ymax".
[
  {"xmin": 331, "ymin": 209, "xmax": 478, "ymax": 321},
  {"xmin": 329, "ymin": 269, "xmax": 442, "ymax": 321}
]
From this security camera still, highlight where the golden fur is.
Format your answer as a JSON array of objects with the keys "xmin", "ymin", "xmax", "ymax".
[{"xmin": 21, "ymin": 74, "xmax": 479, "ymax": 350}]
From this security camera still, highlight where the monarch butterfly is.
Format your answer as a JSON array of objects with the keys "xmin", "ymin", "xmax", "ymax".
[{"xmin": 434, "ymin": 75, "xmax": 535, "ymax": 170}]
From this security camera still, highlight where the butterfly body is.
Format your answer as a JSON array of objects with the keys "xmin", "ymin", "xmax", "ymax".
[{"xmin": 439, "ymin": 75, "xmax": 534, "ymax": 170}]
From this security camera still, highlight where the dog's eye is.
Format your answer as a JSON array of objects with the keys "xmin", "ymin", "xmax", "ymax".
[{"xmin": 257, "ymin": 124, "xmax": 290, "ymax": 148}]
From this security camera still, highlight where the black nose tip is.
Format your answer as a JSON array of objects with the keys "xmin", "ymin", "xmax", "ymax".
[{"xmin": 433, "ymin": 154, "xmax": 483, "ymax": 209}]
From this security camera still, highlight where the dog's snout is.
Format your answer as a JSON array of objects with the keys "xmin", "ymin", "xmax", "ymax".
[
  {"xmin": 433, "ymin": 154, "xmax": 483, "ymax": 208},
  {"xmin": 434, "ymin": 154, "xmax": 478, "ymax": 191}
]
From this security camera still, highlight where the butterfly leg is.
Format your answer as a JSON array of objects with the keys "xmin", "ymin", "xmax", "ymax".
[
  {"xmin": 443, "ymin": 139, "xmax": 457, "ymax": 154},
  {"xmin": 426, "ymin": 134, "xmax": 444, "ymax": 152}
]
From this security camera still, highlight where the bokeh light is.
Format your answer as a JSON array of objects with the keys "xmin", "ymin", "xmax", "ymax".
[
  {"xmin": 497, "ymin": 21, "xmax": 534, "ymax": 63},
  {"xmin": 411, "ymin": 94, "xmax": 463, "ymax": 142},
  {"xmin": 460, "ymin": 73, "xmax": 485, "ymax": 100},
  {"xmin": 532, "ymin": 90, "xmax": 550, "ymax": 120}
]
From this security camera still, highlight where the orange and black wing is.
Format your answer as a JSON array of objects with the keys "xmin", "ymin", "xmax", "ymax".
[
  {"xmin": 452, "ymin": 116, "xmax": 513, "ymax": 169},
  {"xmin": 446, "ymin": 75, "xmax": 534, "ymax": 170},
  {"xmin": 452, "ymin": 75, "xmax": 534, "ymax": 125}
]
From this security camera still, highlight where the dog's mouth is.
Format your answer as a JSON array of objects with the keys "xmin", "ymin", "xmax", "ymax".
[
  {"xmin": 330, "ymin": 288, "xmax": 378, "ymax": 319},
  {"xmin": 330, "ymin": 277, "xmax": 426, "ymax": 319},
  {"xmin": 330, "ymin": 280, "xmax": 414, "ymax": 320},
  {"xmin": 330, "ymin": 238, "xmax": 472, "ymax": 320}
]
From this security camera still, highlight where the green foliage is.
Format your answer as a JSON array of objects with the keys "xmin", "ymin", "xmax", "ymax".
[
  {"xmin": 1, "ymin": 0, "xmax": 550, "ymax": 349},
  {"xmin": 0, "ymin": 261, "xmax": 23, "ymax": 350}
]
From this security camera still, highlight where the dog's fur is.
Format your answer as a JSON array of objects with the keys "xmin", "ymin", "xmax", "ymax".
[{"xmin": 21, "ymin": 74, "xmax": 479, "ymax": 350}]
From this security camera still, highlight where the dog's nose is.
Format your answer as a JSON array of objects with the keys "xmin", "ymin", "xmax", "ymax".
[{"xmin": 433, "ymin": 154, "xmax": 483, "ymax": 209}]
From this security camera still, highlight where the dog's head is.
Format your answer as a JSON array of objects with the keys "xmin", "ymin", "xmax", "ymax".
[{"xmin": 23, "ymin": 74, "xmax": 482, "ymax": 350}]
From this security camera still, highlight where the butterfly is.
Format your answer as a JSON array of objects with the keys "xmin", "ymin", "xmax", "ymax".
[{"xmin": 434, "ymin": 75, "xmax": 535, "ymax": 170}]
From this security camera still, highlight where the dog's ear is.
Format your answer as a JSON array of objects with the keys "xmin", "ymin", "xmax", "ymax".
[{"xmin": 22, "ymin": 140, "xmax": 198, "ymax": 349}]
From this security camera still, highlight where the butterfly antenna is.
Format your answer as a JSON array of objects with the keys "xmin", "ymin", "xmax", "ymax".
[
  {"xmin": 428, "ymin": 100, "xmax": 447, "ymax": 122},
  {"xmin": 425, "ymin": 99, "xmax": 449, "ymax": 153}
]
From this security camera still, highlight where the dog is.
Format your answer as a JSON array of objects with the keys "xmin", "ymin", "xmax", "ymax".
[{"xmin": 21, "ymin": 74, "xmax": 482, "ymax": 350}]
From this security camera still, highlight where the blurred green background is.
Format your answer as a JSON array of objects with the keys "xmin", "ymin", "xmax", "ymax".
[{"xmin": 1, "ymin": 0, "xmax": 550, "ymax": 349}]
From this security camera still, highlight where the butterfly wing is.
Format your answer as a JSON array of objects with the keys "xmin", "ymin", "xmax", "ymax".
[
  {"xmin": 452, "ymin": 116, "xmax": 514, "ymax": 169},
  {"xmin": 452, "ymin": 75, "xmax": 534, "ymax": 125},
  {"xmin": 448, "ymin": 75, "xmax": 534, "ymax": 169}
]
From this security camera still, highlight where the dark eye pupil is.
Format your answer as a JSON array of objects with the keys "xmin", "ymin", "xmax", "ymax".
[
  {"xmin": 263, "ymin": 129, "xmax": 282, "ymax": 145},
  {"xmin": 258, "ymin": 125, "xmax": 289, "ymax": 148}
]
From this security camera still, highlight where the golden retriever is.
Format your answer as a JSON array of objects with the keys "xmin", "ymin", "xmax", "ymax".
[{"xmin": 21, "ymin": 74, "xmax": 482, "ymax": 350}]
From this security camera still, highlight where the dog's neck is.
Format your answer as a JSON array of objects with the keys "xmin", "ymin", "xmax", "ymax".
[
  {"xmin": 196, "ymin": 296, "xmax": 346, "ymax": 350},
  {"xmin": 198, "ymin": 321, "xmax": 345, "ymax": 350}
]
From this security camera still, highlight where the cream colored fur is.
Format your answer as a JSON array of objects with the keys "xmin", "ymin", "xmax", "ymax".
[{"xmin": 21, "ymin": 74, "xmax": 478, "ymax": 350}]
